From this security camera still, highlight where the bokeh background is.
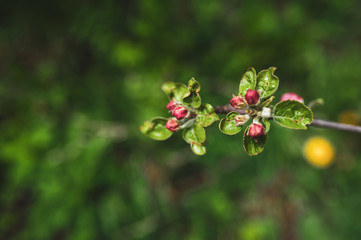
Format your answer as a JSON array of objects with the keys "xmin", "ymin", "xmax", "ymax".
[{"xmin": 1, "ymin": 0, "xmax": 361, "ymax": 239}]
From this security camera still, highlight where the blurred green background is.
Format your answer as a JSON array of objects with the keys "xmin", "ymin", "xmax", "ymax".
[{"xmin": 1, "ymin": 0, "xmax": 361, "ymax": 239}]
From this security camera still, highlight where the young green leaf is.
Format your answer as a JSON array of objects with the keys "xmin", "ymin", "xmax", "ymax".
[
  {"xmin": 190, "ymin": 142, "xmax": 206, "ymax": 155},
  {"xmin": 183, "ymin": 124, "xmax": 207, "ymax": 155},
  {"xmin": 239, "ymin": 67, "xmax": 257, "ymax": 96},
  {"xmin": 187, "ymin": 77, "xmax": 201, "ymax": 92},
  {"xmin": 183, "ymin": 78, "xmax": 201, "ymax": 108},
  {"xmin": 273, "ymin": 100, "xmax": 313, "ymax": 129},
  {"xmin": 260, "ymin": 96, "xmax": 275, "ymax": 107},
  {"xmin": 140, "ymin": 118, "xmax": 173, "ymax": 140},
  {"xmin": 196, "ymin": 103, "xmax": 219, "ymax": 127},
  {"xmin": 262, "ymin": 118, "xmax": 271, "ymax": 133},
  {"xmin": 183, "ymin": 92, "xmax": 201, "ymax": 108},
  {"xmin": 243, "ymin": 126, "xmax": 268, "ymax": 156},
  {"xmin": 182, "ymin": 124, "xmax": 206, "ymax": 144},
  {"xmin": 161, "ymin": 82, "xmax": 189, "ymax": 103},
  {"xmin": 219, "ymin": 111, "xmax": 243, "ymax": 135},
  {"xmin": 256, "ymin": 67, "xmax": 279, "ymax": 100},
  {"xmin": 308, "ymin": 98, "xmax": 324, "ymax": 109}
]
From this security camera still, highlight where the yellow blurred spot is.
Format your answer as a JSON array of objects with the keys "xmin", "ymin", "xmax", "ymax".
[
  {"xmin": 338, "ymin": 111, "xmax": 360, "ymax": 125},
  {"xmin": 303, "ymin": 137, "xmax": 335, "ymax": 168}
]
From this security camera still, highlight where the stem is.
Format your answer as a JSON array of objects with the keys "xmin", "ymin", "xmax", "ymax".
[
  {"xmin": 214, "ymin": 105, "xmax": 361, "ymax": 134},
  {"xmin": 310, "ymin": 119, "xmax": 361, "ymax": 134}
]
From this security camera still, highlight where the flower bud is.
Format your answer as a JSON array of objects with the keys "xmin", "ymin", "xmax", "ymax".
[
  {"xmin": 248, "ymin": 123, "xmax": 264, "ymax": 138},
  {"xmin": 172, "ymin": 106, "xmax": 188, "ymax": 120},
  {"xmin": 166, "ymin": 101, "xmax": 178, "ymax": 111},
  {"xmin": 234, "ymin": 114, "xmax": 250, "ymax": 126},
  {"xmin": 260, "ymin": 107, "xmax": 272, "ymax": 119},
  {"xmin": 165, "ymin": 118, "xmax": 179, "ymax": 132},
  {"xmin": 280, "ymin": 92, "xmax": 304, "ymax": 103},
  {"xmin": 229, "ymin": 95, "xmax": 246, "ymax": 109},
  {"xmin": 245, "ymin": 89, "xmax": 260, "ymax": 105}
]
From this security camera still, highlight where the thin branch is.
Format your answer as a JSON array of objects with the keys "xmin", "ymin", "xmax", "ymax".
[
  {"xmin": 214, "ymin": 105, "xmax": 361, "ymax": 134},
  {"xmin": 310, "ymin": 119, "xmax": 361, "ymax": 134},
  {"xmin": 214, "ymin": 105, "xmax": 246, "ymax": 115}
]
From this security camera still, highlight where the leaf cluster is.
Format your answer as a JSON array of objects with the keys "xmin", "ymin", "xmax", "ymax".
[
  {"xmin": 219, "ymin": 67, "xmax": 313, "ymax": 155},
  {"xmin": 141, "ymin": 68, "xmax": 313, "ymax": 156},
  {"xmin": 141, "ymin": 78, "xmax": 219, "ymax": 155}
]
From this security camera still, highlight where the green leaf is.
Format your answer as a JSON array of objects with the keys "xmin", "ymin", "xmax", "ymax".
[
  {"xmin": 161, "ymin": 82, "xmax": 189, "ymax": 103},
  {"xmin": 183, "ymin": 78, "xmax": 201, "ymax": 108},
  {"xmin": 243, "ymin": 126, "xmax": 268, "ymax": 156},
  {"xmin": 260, "ymin": 96, "xmax": 275, "ymax": 107},
  {"xmin": 161, "ymin": 82, "xmax": 176, "ymax": 97},
  {"xmin": 219, "ymin": 111, "xmax": 243, "ymax": 135},
  {"xmin": 190, "ymin": 142, "xmax": 206, "ymax": 155},
  {"xmin": 188, "ymin": 77, "xmax": 201, "ymax": 92},
  {"xmin": 183, "ymin": 92, "xmax": 201, "ymax": 108},
  {"xmin": 273, "ymin": 100, "xmax": 313, "ymax": 129},
  {"xmin": 196, "ymin": 104, "xmax": 219, "ymax": 127},
  {"xmin": 182, "ymin": 124, "xmax": 206, "ymax": 144},
  {"xmin": 308, "ymin": 98, "xmax": 324, "ymax": 109},
  {"xmin": 262, "ymin": 118, "xmax": 271, "ymax": 133},
  {"xmin": 256, "ymin": 67, "xmax": 279, "ymax": 100},
  {"xmin": 239, "ymin": 67, "xmax": 257, "ymax": 96},
  {"xmin": 183, "ymin": 124, "xmax": 207, "ymax": 155},
  {"xmin": 140, "ymin": 118, "xmax": 173, "ymax": 140}
]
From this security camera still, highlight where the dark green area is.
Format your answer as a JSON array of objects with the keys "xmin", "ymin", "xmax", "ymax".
[{"xmin": 1, "ymin": 0, "xmax": 361, "ymax": 239}]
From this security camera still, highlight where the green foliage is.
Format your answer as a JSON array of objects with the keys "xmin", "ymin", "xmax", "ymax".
[
  {"xmin": 161, "ymin": 82, "xmax": 189, "ymax": 103},
  {"xmin": 260, "ymin": 96, "xmax": 275, "ymax": 108},
  {"xmin": 140, "ymin": 118, "xmax": 173, "ymax": 140},
  {"xmin": 182, "ymin": 124, "xmax": 206, "ymax": 144},
  {"xmin": 187, "ymin": 77, "xmax": 201, "ymax": 92},
  {"xmin": 219, "ymin": 67, "xmax": 312, "ymax": 156},
  {"xmin": 274, "ymin": 100, "xmax": 313, "ymax": 129},
  {"xmin": 256, "ymin": 67, "xmax": 279, "ymax": 99},
  {"xmin": 182, "ymin": 124, "xmax": 206, "ymax": 155},
  {"xmin": 262, "ymin": 118, "xmax": 271, "ymax": 133},
  {"xmin": 196, "ymin": 104, "xmax": 219, "ymax": 127},
  {"xmin": 239, "ymin": 67, "xmax": 257, "ymax": 96},
  {"xmin": 219, "ymin": 111, "xmax": 243, "ymax": 135},
  {"xmin": 183, "ymin": 78, "xmax": 202, "ymax": 108},
  {"xmin": 190, "ymin": 141, "xmax": 207, "ymax": 155},
  {"xmin": 142, "ymin": 78, "xmax": 218, "ymax": 155},
  {"xmin": 145, "ymin": 67, "xmax": 314, "ymax": 156},
  {"xmin": 243, "ymin": 126, "xmax": 268, "ymax": 156}
]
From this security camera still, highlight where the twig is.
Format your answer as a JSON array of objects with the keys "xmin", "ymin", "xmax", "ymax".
[
  {"xmin": 310, "ymin": 119, "xmax": 361, "ymax": 134},
  {"xmin": 214, "ymin": 105, "xmax": 361, "ymax": 134}
]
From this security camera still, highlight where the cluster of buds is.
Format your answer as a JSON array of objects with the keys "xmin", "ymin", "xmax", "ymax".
[
  {"xmin": 165, "ymin": 101, "xmax": 190, "ymax": 132},
  {"xmin": 234, "ymin": 92, "xmax": 303, "ymax": 139},
  {"xmin": 166, "ymin": 101, "xmax": 189, "ymax": 120},
  {"xmin": 230, "ymin": 89, "xmax": 260, "ymax": 109},
  {"xmin": 229, "ymin": 89, "xmax": 265, "ymax": 138}
]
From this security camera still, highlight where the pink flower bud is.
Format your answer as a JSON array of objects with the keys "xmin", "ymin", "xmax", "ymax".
[
  {"xmin": 172, "ymin": 106, "xmax": 188, "ymax": 120},
  {"xmin": 280, "ymin": 92, "xmax": 304, "ymax": 103},
  {"xmin": 248, "ymin": 123, "xmax": 264, "ymax": 138},
  {"xmin": 165, "ymin": 118, "xmax": 179, "ymax": 132},
  {"xmin": 234, "ymin": 114, "xmax": 250, "ymax": 126},
  {"xmin": 166, "ymin": 101, "xmax": 178, "ymax": 111},
  {"xmin": 245, "ymin": 89, "xmax": 260, "ymax": 105},
  {"xmin": 230, "ymin": 95, "xmax": 246, "ymax": 109}
]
